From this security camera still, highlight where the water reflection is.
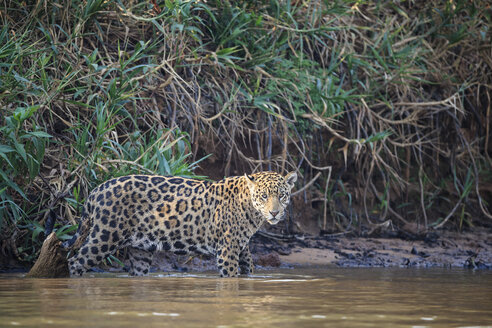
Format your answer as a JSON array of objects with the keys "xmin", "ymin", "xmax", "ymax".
[{"xmin": 0, "ymin": 268, "xmax": 491, "ymax": 328}]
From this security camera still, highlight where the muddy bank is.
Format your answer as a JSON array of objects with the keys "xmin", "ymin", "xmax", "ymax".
[
  {"xmin": 148, "ymin": 228, "xmax": 492, "ymax": 274},
  {"xmin": 268, "ymin": 230, "xmax": 492, "ymax": 270}
]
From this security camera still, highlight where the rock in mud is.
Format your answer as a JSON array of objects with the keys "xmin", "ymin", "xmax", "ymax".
[{"xmin": 257, "ymin": 252, "xmax": 281, "ymax": 267}]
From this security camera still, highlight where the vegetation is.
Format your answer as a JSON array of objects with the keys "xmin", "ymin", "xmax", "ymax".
[{"xmin": 0, "ymin": 0, "xmax": 491, "ymax": 264}]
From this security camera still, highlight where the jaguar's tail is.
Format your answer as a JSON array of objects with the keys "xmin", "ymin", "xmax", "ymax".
[{"xmin": 44, "ymin": 210, "xmax": 57, "ymax": 236}]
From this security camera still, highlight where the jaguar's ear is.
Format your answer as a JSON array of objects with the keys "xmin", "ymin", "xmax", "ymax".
[
  {"xmin": 244, "ymin": 173, "xmax": 256, "ymax": 192},
  {"xmin": 285, "ymin": 171, "xmax": 297, "ymax": 189}
]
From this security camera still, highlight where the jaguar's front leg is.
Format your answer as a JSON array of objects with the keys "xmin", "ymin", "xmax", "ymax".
[
  {"xmin": 239, "ymin": 245, "xmax": 254, "ymax": 275},
  {"xmin": 216, "ymin": 241, "xmax": 240, "ymax": 278}
]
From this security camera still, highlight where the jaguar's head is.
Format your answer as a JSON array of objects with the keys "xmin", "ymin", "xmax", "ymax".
[{"xmin": 245, "ymin": 171, "xmax": 297, "ymax": 225}]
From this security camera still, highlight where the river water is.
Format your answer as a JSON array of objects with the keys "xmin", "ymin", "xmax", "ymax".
[{"xmin": 0, "ymin": 267, "xmax": 491, "ymax": 327}]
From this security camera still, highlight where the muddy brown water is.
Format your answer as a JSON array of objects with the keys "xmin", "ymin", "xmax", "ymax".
[{"xmin": 0, "ymin": 267, "xmax": 491, "ymax": 327}]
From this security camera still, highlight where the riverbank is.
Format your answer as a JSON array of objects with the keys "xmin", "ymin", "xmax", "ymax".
[
  {"xmin": 260, "ymin": 229, "xmax": 492, "ymax": 270},
  {"xmin": 2, "ymin": 228, "xmax": 490, "ymax": 274},
  {"xmin": 150, "ymin": 228, "xmax": 492, "ymax": 273}
]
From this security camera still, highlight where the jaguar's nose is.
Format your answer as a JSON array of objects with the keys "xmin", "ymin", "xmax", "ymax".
[{"xmin": 270, "ymin": 210, "xmax": 279, "ymax": 218}]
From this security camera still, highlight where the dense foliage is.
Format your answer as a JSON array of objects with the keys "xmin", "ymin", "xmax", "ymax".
[{"xmin": 1, "ymin": 0, "xmax": 491, "ymax": 264}]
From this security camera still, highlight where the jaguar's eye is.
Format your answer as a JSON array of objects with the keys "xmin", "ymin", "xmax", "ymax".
[{"xmin": 261, "ymin": 193, "xmax": 268, "ymax": 200}]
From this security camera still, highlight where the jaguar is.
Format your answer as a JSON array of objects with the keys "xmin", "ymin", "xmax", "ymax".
[{"xmin": 64, "ymin": 171, "xmax": 297, "ymax": 277}]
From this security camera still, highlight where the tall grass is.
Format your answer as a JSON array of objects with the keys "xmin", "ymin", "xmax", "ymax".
[
  {"xmin": 0, "ymin": 0, "xmax": 205, "ymax": 262},
  {"xmin": 0, "ymin": 0, "xmax": 491, "ymax": 263}
]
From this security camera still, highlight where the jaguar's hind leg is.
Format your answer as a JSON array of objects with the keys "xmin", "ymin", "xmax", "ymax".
[{"xmin": 127, "ymin": 247, "xmax": 153, "ymax": 276}]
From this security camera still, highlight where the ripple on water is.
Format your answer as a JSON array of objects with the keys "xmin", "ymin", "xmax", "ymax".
[
  {"xmin": 261, "ymin": 279, "xmax": 317, "ymax": 282},
  {"xmin": 152, "ymin": 312, "xmax": 180, "ymax": 317},
  {"xmin": 1, "ymin": 267, "xmax": 491, "ymax": 328}
]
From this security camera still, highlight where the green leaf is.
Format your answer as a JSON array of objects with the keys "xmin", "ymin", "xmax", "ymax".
[
  {"xmin": 56, "ymin": 224, "xmax": 78, "ymax": 240},
  {"xmin": 14, "ymin": 105, "xmax": 40, "ymax": 122},
  {"xmin": 23, "ymin": 131, "xmax": 52, "ymax": 138},
  {"xmin": 13, "ymin": 140, "xmax": 27, "ymax": 164},
  {"xmin": 157, "ymin": 152, "xmax": 171, "ymax": 175},
  {"xmin": 0, "ymin": 146, "xmax": 14, "ymax": 168},
  {"xmin": 0, "ymin": 145, "xmax": 14, "ymax": 153},
  {"xmin": 0, "ymin": 170, "xmax": 27, "ymax": 200}
]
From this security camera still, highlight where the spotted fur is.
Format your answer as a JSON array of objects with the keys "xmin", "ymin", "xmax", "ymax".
[{"xmin": 65, "ymin": 171, "xmax": 297, "ymax": 277}]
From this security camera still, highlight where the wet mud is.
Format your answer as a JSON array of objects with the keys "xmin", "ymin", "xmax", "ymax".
[
  {"xmin": 254, "ymin": 229, "xmax": 492, "ymax": 270},
  {"xmin": 149, "ymin": 228, "xmax": 492, "ymax": 273}
]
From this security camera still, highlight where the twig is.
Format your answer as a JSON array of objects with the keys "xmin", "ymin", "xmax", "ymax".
[
  {"xmin": 257, "ymin": 231, "xmax": 295, "ymax": 241},
  {"xmin": 291, "ymin": 172, "xmax": 322, "ymax": 197},
  {"xmin": 323, "ymin": 168, "xmax": 332, "ymax": 230}
]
